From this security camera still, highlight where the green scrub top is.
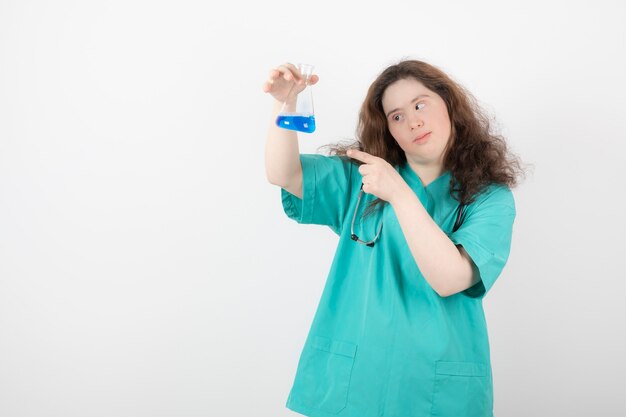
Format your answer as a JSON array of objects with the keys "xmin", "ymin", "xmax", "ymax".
[{"xmin": 280, "ymin": 154, "xmax": 516, "ymax": 417}]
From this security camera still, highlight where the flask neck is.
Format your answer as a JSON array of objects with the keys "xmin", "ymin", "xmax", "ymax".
[{"xmin": 297, "ymin": 63, "xmax": 314, "ymax": 83}]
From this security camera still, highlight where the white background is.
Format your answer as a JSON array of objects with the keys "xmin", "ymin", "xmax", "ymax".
[{"xmin": 1, "ymin": 0, "xmax": 625, "ymax": 416}]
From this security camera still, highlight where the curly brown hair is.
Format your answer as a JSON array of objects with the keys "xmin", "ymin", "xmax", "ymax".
[{"xmin": 323, "ymin": 59, "xmax": 526, "ymax": 207}]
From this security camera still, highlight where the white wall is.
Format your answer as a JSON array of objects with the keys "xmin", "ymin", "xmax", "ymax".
[{"xmin": 1, "ymin": 0, "xmax": 625, "ymax": 416}]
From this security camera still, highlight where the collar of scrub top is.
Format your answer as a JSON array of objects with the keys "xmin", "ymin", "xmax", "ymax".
[{"xmin": 350, "ymin": 182, "xmax": 466, "ymax": 247}]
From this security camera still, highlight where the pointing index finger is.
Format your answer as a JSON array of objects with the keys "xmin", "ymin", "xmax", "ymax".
[{"xmin": 347, "ymin": 149, "xmax": 375, "ymax": 164}]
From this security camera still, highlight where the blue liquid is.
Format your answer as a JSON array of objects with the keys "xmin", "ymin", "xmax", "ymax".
[{"xmin": 276, "ymin": 114, "xmax": 316, "ymax": 133}]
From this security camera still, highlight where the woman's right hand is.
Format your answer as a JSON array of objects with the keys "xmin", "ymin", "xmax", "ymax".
[{"xmin": 262, "ymin": 63, "xmax": 319, "ymax": 103}]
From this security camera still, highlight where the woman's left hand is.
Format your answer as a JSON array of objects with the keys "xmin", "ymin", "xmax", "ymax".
[{"xmin": 347, "ymin": 149, "xmax": 411, "ymax": 205}]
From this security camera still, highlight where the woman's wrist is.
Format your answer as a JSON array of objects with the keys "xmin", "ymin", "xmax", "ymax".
[{"xmin": 389, "ymin": 183, "xmax": 416, "ymax": 208}]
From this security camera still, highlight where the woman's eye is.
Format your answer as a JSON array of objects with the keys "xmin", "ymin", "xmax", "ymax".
[
  {"xmin": 415, "ymin": 103, "xmax": 425, "ymax": 110},
  {"xmin": 393, "ymin": 114, "xmax": 403, "ymax": 122}
]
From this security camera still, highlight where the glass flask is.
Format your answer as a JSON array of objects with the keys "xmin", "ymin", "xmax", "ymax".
[{"xmin": 275, "ymin": 63, "xmax": 316, "ymax": 133}]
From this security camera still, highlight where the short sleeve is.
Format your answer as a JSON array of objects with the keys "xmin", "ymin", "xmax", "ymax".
[
  {"xmin": 449, "ymin": 185, "xmax": 516, "ymax": 298},
  {"xmin": 281, "ymin": 154, "xmax": 355, "ymax": 235}
]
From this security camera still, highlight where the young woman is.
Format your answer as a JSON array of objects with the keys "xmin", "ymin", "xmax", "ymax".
[{"xmin": 263, "ymin": 60, "xmax": 524, "ymax": 417}]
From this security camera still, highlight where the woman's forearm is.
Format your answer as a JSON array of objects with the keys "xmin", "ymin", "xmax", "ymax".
[
  {"xmin": 264, "ymin": 100, "xmax": 303, "ymax": 198},
  {"xmin": 390, "ymin": 188, "xmax": 478, "ymax": 297}
]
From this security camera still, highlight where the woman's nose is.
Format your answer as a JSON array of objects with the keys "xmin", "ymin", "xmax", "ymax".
[{"xmin": 409, "ymin": 115, "xmax": 423, "ymax": 129}]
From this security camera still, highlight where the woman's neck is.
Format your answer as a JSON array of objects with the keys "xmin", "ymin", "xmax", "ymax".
[{"xmin": 406, "ymin": 160, "xmax": 445, "ymax": 187}]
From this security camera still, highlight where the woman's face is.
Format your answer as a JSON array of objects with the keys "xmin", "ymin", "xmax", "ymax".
[{"xmin": 381, "ymin": 78, "xmax": 452, "ymax": 167}]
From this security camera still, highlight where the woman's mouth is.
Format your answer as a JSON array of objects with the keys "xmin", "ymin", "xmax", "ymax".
[{"xmin": 414, "ymin": 132, "xmax": 431, "ymax": 143}]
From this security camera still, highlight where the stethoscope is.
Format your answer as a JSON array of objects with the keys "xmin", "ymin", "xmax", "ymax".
[{"xmin": 350, "ymin": 183, "xmax": 466, "ymax": 247}]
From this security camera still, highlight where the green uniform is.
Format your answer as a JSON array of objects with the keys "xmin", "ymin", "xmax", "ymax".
[{"xmin": 281, "ymin": 154, "xmax": 516, "ymax": 417}]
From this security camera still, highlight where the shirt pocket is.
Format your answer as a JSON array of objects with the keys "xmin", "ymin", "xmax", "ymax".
[
  {"xmin": 291, "ymin": 335, "xmax": 358, "ymax": 414},
  {"xmin": 430, "ymin": 361, "xmax": 491, "ymax": 417}
]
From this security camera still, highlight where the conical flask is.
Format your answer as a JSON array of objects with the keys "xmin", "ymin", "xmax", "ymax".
[{"xmin": 275, "ymin": 63, "xmax": 316, "ymax": 133}]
